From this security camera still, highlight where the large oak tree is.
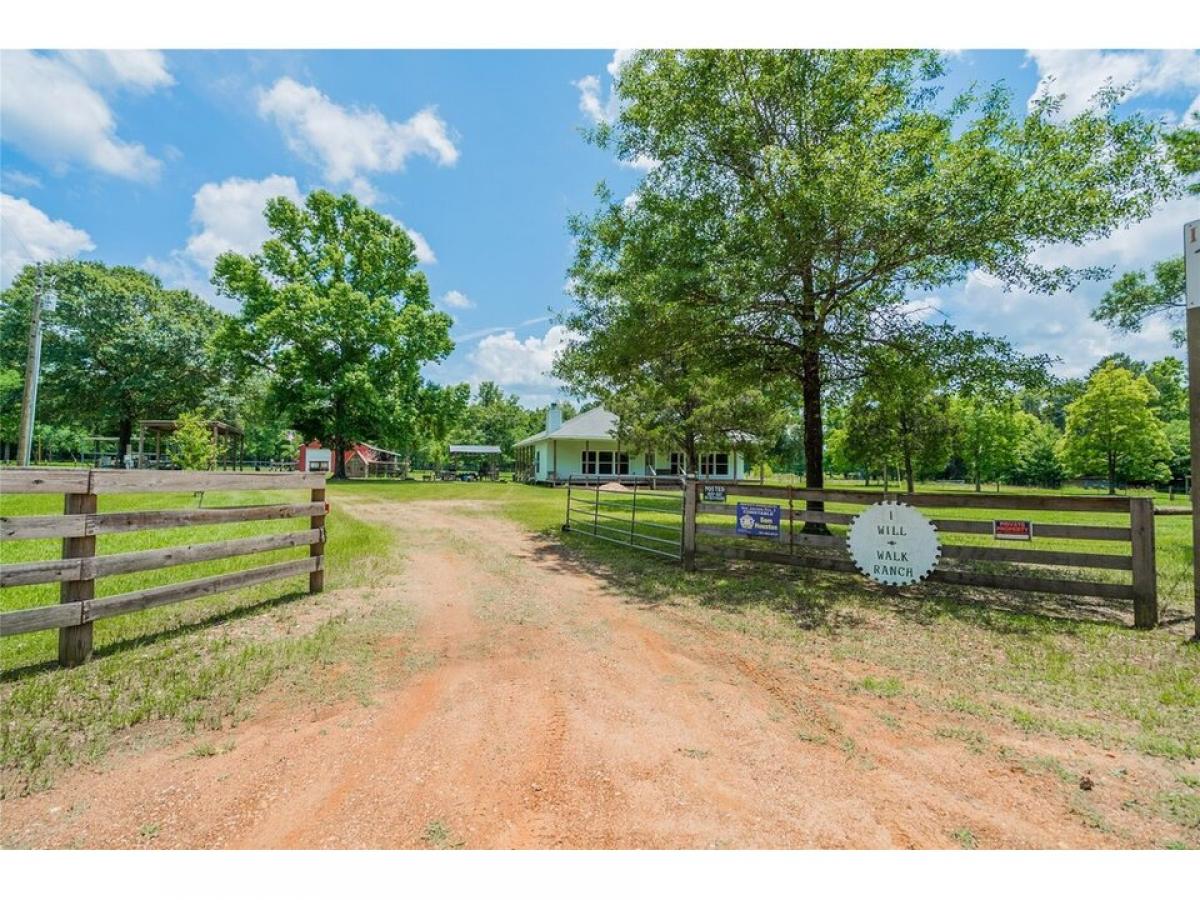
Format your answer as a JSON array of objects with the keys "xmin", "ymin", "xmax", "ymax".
[
  {"xmin": 0, "ymin": 261, "xmax": 223, "ymax": 459},
  {"xmin": 564, "ymin": 50, "xmax": 1181, "ymax": 512},
  {"xmin": 214, "ymin": 190, "xmax": 453, "ymax": 479}
]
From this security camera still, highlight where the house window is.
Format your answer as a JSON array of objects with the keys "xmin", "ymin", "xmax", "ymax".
[
  {"xmin": 700, "ymin": 453, "xmax": 730, "ymax": 477},
  {"xmin": 582, "ymin": 450, "xmax": 630, "ymax": 476},
  {"xmin": 534, "ymin": 450, "xmax": 540, "ymax": 473},
  {"xmin": 669, "ymin": 452, "xmax": 685, "ymax": 475}
]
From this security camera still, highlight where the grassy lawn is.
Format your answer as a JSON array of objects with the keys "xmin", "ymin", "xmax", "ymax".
[{"xmin": 1, "ymin": 486, "xmax": 399, "ymax": 796}]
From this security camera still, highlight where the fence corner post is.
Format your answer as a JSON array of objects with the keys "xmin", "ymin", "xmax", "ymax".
[
  {"xmin": 1130, "ymin": 497, "xmax": 1157, "ymax": 629},
  {"xmin": 309, "ymin": 483, "xmax": 326, "ymax": 594},
  {"xmin": 682, "ymin": 475, "xmax": 697, "ymax": 571},
  {"xmin": 58, "ymin": 489, "xmax": 97, "ymax": 667}
]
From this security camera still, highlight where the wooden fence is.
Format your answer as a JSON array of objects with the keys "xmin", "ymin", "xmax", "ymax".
[
  {"xmin": 682, "ymin": 481, "xmax": 1159, "ymax": 628},
  {"xmin": 0, "ymin": 467, "xmax": 327, "ymax": 666}
]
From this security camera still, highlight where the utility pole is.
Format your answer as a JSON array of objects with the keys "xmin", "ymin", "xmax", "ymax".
[
  {"xmin": 1184, "ymin": 218, "xmax": 1200, "ymax": 641},
  {"xmin": 16, "ymin": 265, "xmax": 46, "ymax": 467}
]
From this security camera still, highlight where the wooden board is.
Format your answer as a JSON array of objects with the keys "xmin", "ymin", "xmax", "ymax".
[
  {"xmin": 0, "ymin": 601, "xmax": 84, "ymax": 636},
  {"xmin": 1, "ymin": 502, "xmax": 325, "ymax": 541},
  {"xmin": 696, "ymin": 524, "xmax": 845, "ymax": 548},
  {"xmin": 89, "ymin": 469, "xmax": 325, "ymax": 494},
  {"xmin": 930, "ymin": 519, "xmax": 1131, "ymax": 541},
  {"xmin": 86, "ymin": 528, "xmax": 323, "ymax": 580},
  {"xmin": 716, "ymin": 483, "xmax": 1133, "ymax": 513},
  {"xmin": 938, "ymin": 544, "xmax": 1132, "ymax": 570},
  {"xmin": 82, "ymin": 556, "xmax": 322, "ymax": 623},
  {"xmin": 925, "ymin": 569, "xmax": 1134, "ymax": 601},
  {"xmin": 0, "ymin": 468, "xmax": 92, "ymax": 494},
  {"xmin": 700, "ymin": 544, "xmax": 1134, "ymax": 600},
  {"xmin": 0, "ymin": 557, "xmax": 84, "ymax": 588}
]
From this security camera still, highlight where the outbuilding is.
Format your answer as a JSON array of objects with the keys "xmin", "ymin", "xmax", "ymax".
[{"xmin": 513, "ymin": 403, "xmax": 748, "ymax": 485}]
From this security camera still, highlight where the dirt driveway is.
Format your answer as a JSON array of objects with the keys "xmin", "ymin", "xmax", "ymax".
[{"xmin": 0, "ymin": 499, "xmax": 1181, "ymax": 848}]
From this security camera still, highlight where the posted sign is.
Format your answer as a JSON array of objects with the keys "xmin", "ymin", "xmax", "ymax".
[
  {"xmin": 736, "ymin": 503, "xmax": 781, "ymax": 538},
  {"xmin": 993, "ymin": 520, "xmax": 1033, "ymax": 541},
  {"xmin": 703, "ymin": 485, "xmax": 727, "ymax": 503}
]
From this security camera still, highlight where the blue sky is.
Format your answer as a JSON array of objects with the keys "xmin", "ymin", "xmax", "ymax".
[{"xmin": 2, "ymin": 49, "xmax": 1198, "ymax": 406}]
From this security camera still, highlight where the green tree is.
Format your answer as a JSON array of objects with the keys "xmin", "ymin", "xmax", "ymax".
[
  {"xmin": 1011, "ymin": 419, "xmax": 1067, "ymax": 489},
  {"xmin": 168, "ymin": 411, "xmax": 218, "ymax": 470},
  {"xmin": 569, "ymin": 50, "xmax": 1176, "ymax": 512},
  {"xmin": 1093, "ymin": 258, "xmax": 1187, "ymax": 346},
  {"xmin": 452, "ymin": 382, "xmax": 539, "ymax": 463},
  {"xmin": 0, "ymin": 261, "xmax": 224, "ymax": 460},
  {"xmin": 213, "ymin": 191, "xmax": 453, "ymax": 479},
  {"xmin": 1091, "ymin": 115, "xmax": 1198, "ymax": 345},
  {"xmin": 1163, "ymin": 418, "xmax": 1190, "ymax": 483},
  {"xmin": 1059, "ymin": 363, "xmax": 1173, "ymax": 493},
  {"xmin": 950, "ymin": 397, "xmax": 1029, "ymax": 492},
  {"xmin": 1145, "ymin": 356, "xmax": 1188, "ymax": 422}
]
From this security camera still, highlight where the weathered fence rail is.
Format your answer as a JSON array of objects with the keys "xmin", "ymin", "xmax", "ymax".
[
  {"xmin": 684, "ymin": 481, "xmax": 1160, "ymax": 628},
  {"xmin": 0, "ymin": 467, "xmax": 328, "ymax": 666}
]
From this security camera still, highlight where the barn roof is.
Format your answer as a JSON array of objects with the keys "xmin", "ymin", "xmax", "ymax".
[{"xmin": 449, "ymin": 444, "xmax": 502, "ymax": 455}]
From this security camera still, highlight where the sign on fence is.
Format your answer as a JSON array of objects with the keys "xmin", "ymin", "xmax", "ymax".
[
  {"xmin": 703, "ymin": 485, "xmax": 727, "ymax": 503},
  {"xmin": 993, "ymin": 519, "xmax": 1033, "ymax": 541},
  {"xmin": 847, "ymin": 501, "xmax": 941, "ymax": 587},
  {"xmin": 735, "ymin": 503, "xmax": 781, "ymax": 538}
]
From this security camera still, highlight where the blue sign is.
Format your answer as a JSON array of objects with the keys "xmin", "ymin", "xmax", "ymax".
[{"xmin": 735, "ymin": 503, "xmax": 781, "ymax": 538}]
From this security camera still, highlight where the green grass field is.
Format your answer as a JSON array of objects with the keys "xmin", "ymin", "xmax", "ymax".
[{"xmin": 2, "ymin": 475, "xmax": 1197, "ymax": 811}]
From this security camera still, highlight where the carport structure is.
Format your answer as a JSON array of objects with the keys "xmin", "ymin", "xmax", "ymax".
[
  {"xmin": 137, "ymin": 419, "xmax": 245, "ymax": 469},
  {"xmin": 446, "ymin": 444, "xmax": 503, "ymax": 480}
]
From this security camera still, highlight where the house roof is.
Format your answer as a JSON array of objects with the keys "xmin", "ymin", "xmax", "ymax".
[{"xmin": 515, "ymin": 406, "xmax": 619, "ymax": 448}]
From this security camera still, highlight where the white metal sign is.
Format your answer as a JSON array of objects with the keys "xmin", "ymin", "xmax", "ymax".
[
  {"xmin": 847, "ymin": 501, "xmax": 941, "ymax": 587},
  {"xmin": 1187, "ymin": 219, "xmax": 1200, "ymax": 309}
]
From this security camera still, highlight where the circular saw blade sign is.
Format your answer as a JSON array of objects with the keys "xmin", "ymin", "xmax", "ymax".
[{"xmin": 847, "ymin": 501, "xmax": 941, "ymax": 586}]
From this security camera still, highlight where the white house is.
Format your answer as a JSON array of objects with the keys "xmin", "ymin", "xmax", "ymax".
[{"xmin": 513, "ymin": 403, "xmax": 748, "ymax": 484}]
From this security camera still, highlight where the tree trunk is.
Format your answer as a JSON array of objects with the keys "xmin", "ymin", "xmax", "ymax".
[
  {"xmin": 974, "ymin": 455, "xmax": 982, "ymax": 492},
  {"xmin": 1108, "ymin": 451, "xmax": 1117, "ymax": 496},
  {"xmin": 333, "ymin": 436, "xmax": 347, "ymax": 480},
  {"xmin": 903, "ymin": 446, "xmax": 915, "ymax": 495},
  {"xmin": 117, "ymin": 417, "xmax": 133, "ymax": 466},
  {"xmin": 800, "ymin": 341, "xmax": 829, "ymax": 534}
]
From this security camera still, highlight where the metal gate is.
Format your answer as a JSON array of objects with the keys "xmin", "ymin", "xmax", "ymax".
[{"xmin": 563, "ymin": 476, "xmax": 685, "ymax": 560}]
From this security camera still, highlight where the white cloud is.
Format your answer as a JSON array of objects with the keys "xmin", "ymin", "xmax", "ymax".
[
  {"xmin": 575, "ymin": 50, "xmax": 637, "ymax": 125},
  {"xmin": 575, "ymin": 74, "xmax": 618, "ymax": 126},
  {"xmin": 398, "ymin": 221, "xmax": 436, "ymax": 265},
  {"xmin": 0, "ymin": 194, "xmax": 94, "ymax": 287},
  {"xmin": 0, "ymin": 50, "xmax": 165, "ymax": 181},
  {"xmin": 469, "ymin": 324, "xmax": 577, "ymax": 388},
  {"xmin": 145, "ymin": 174, "xmax": 301, "ymax": 308},
  {"xmin": 57, "ymin": 50, "xmax": 173, "ymax": 92},
  {"xmin": 1027, "ymin": 50, "xmax": 1200, "ymax": 117},
  {"xmin": 183, "ymin": 174, "xmax": 302, "ymax": 269},
  {"xmin": 257, "ymin": 77, "xmax": 459, "ymax": 197},
  {"xmin": 936, "ymin": 196, "xmax": 1197, "ymax": 376},
  {"xmin": 619, "ymin": 154, "xmax": 659, "ymax": 172},
  {"xmin": 1, "ymin": 170, "xmax": 43, "ymax": 191},
  {"xmin": 440, "ymin": 290, "xmax": 474, "ymax": 309}
]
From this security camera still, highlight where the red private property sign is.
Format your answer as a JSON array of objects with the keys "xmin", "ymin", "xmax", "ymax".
[{"xmin": 993, "ymin": 519, "xmax": 1033, "ymax": 541}]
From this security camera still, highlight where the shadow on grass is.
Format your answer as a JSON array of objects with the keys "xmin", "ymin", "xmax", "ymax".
[
  {"xmin": 0, "ymin": 587, "xmax": 310, "ymax": 682},
  {"xmin": 526, "ymin": 529, "xmax": 1140, "ymax": 637}
]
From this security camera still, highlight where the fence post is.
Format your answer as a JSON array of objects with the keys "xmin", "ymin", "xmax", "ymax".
[
  {"xmin": 1130, "ymin": 497, "xmax": 1157, "ymax": 629},
  {"xmin": 564, "ymin": 477, "xmax": 572, "ymax": 531},
  {"xmin": 309, "ymin": 485, "xmax": 326, "ymax": 594},
  {"xmin": 682, "ymin": 476, "xmax": 697, "ymax": 571},
  {"xmin": 58, "ymin": 488, "xmax": 97, "ymax": 667}
]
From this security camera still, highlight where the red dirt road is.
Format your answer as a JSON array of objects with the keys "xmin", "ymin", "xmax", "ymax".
[{"xmin": 0, "ymin": 501, "xmax": 1176, "ymax": 848}]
